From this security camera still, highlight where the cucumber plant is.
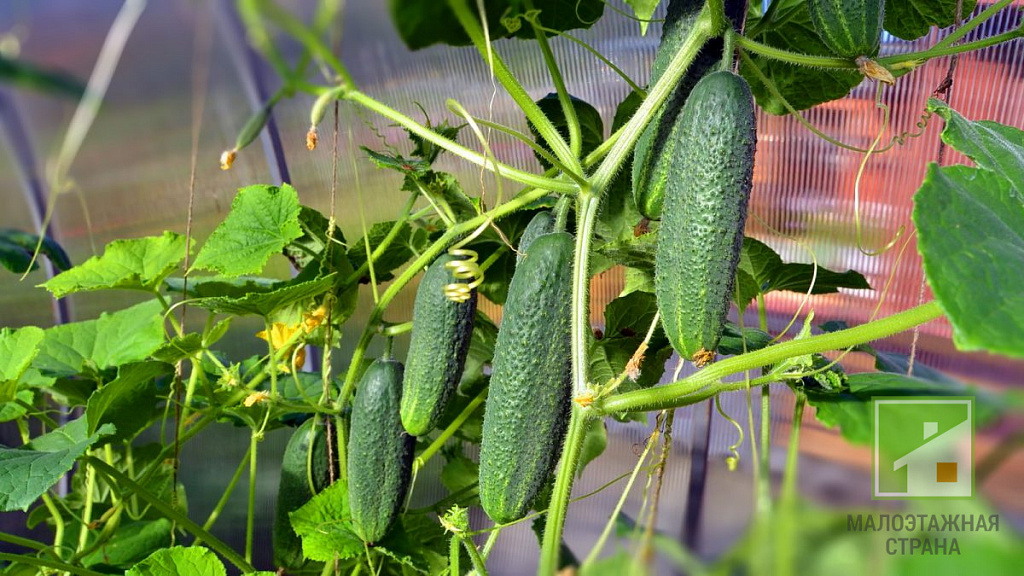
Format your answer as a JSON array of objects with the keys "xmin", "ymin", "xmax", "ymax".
[{"xmin": 1, "ymin": 1, "xmax": 1023, "ymax": 575}]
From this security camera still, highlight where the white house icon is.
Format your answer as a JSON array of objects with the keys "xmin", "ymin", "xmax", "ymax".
[{"xmin": 891, "ymin": 420, "xmax": 972, "ymax": 497}]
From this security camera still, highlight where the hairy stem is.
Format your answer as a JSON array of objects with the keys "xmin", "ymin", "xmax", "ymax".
[{"xmin": 538, "ymin": 407, "xmax": 593, "ymax": 575}]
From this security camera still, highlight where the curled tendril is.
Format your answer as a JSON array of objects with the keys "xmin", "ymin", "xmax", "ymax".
[
  {"xmin": 443, "ymin": 247, "xmax": 484, "ymax": 303},
  {"xmin": 715, "ymin": 394, "xmax": 745, "ymax": 472},
  {"xmin": 854, "ymin": 83, "xmax": 905, "ymax": 256}
]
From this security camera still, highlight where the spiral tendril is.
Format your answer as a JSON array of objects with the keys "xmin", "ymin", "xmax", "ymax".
[{"xmin": 443, "ymin": 248, "xmax": 484, "ymax": 303}]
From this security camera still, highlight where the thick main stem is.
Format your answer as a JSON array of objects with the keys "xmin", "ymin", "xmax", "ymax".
[{"xmin": 538, "ymin": 406, "xmax": 592, "ymax": 575}]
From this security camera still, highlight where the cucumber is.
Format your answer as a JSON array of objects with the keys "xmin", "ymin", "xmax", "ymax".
[
  {"xmin": 516, "ymin": 211, "xmax": 556, "ymax": 266},
  {"xmin": 401, "ymin": 254, "xmax": 477, "ymax": 436},
  {"xmin": 654, "ymin": 71, "xmax": 756, "ymax": 366},
  {"xmin": 632, "ymin": 0, "xmax": 729, "ymax": 220},
  {"xmin": 273, "ymin": 418, "xmax": 332, "ymax": 570},
  {"xmin": 348, "ymin": 359, "xmax": 414, "ymax": 544},
  {"xmin": 807, "ymin": 0, "xmax": 884, "ymax": 58},
  {"xmin": 479, "ymin": 232, "xmax": 573, "ymax": 525}
]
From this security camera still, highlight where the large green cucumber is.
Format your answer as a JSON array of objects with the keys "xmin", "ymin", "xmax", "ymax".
[
  {"xmin": 516, "ymin": 210, "xmax": 556, "ymax": 266},
  {"xmin": 478, "ymin": 232, "xmax": 573, "ymax": 525},
  {"xmin": 807, "ymin": 0, "xmax": 884, "ymax": 58},
  {"xmin": 401, "ymin": 254, "xmax": 477, "ymax": 436},
  {"xmin": 348, "ymin": 359, "xmax": 414, "ymax": 544},
  {"xmin": 273, "ymin": 418, "xmax": 332, "ymax": 571},
  {"xmin": 632, "ymin": 0, "xmax": 738, "ymax": 220},
  {"xmin": 654, "ymin": 71, "xmax": 756, "ymax": 366}
]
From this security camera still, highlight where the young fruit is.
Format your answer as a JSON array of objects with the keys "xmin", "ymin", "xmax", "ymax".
[
  {"xmin": 479, "ymin": 232, "xmax": 574, "ymax": 525},
  {"xmin": 348, "ymin": 359, "xmax": 414, "ymax": 544},
  {"xmin": 273, "ymin": 418, "xmax": 332, "ymax": 570},
  {"xmin": 401, "ymin": 254, "xmax": 477, "ymax": 437},
  {"xmin": 516, "ymin": 210, "xmax": 556, "ymax": 266},
  {"xmin": 654, "ymin": 70, "xmax": 757, "ymax": 366},
  {"xmin": 633, "ymin": 0, "xmax": 730, "ymax": 220},
  {"xmin": 807, "ymin": 0, "xmax": 884, "ymax": 58}
]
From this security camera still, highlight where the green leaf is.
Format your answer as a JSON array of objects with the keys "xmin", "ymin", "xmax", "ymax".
[
  {"xmin": 192, "ymin": 184, "xmax": 303, "ymax": 277},
  {"xmin": 596, "ymin": 233, "xmax": 657, "ymax": 272},
  {"xmin": 0, "ymin": 55, "xmax": 85, "ymax": 97},
  {"xmin": 86, "ymin": 362, "xmax": 170, "ymax": 443},
  {"xmin": 189, "ymin": 274, "xmax": 335, "ymax": 317},
  {"xmin": 0, "ymin": 326, "xmax": 45, "ymax": 403},
  {"xmin": 289, "ymin": 481, "xmax": 364, "ymax": 562},
  {"xmin": 716, "ymin": 322, "xmax": 773, "ymax": 355},
  {"xmin": 125, "ymin": 546, "xmax": 226, "ymax": 576},
  {"xmin": 33, "ymin": 300, "xmax": 166, "ymax": 378},
  {"xmin": 914, "ymin": 164, "xmax": 1024, "ymax": 358},
  {"xmin": 529, "ymin": 94, "xmax": 604, "ymax": 169},
  {"xmin": 625, "ymin": 0, "xmax": 660, "ymax": 35},
  {"xmin": 163, "ymin": 275, "xmax": 278, "ymax": 298},
  {"xmin": 375, "ymin": 515, "xmax": 449, "ymax": 575},
  {"xmin": 601, "ymin": 292, "xmax": 671, "ymax": 389},
  {"xmin": 927, "ymin": 98, "xmax": 1024, "ymax": 193},
  {"xmin": 735, "ymin": 237, "xmax": 870, "ymax": 310},
  {"xmin": 577, "ymin": 418, "xmax": 607, "ymax": 477},
  {"xmin": 885, "ymin": 0, "xmax": 977, "ymax": 42},
  {"xmin": 0, "ymin": 390, "xmax": 34, "ymax": 423},
  {"xmin": 441, "ymin": 452, "xmax": 480, "ymax": 506},
  {"xmin": 0, "ymin": 422, "xmax": 113, "ymax": 512},
  {"xmin": 389, "ymin": 0, "xmax": 605, "ymax": 51},
  {"xmin": 283, "ymin": 206, "xmax": 350, "ymax": 273},
  {"xmin": 406, "ymin": 171, "xmax": 478, "ymax": 222},
  {"xmin": 740, "ymin": 1, "xmax": 862, "ymax": 114},
  {"xmin": 82, "ymin": 519, "xmax": 173, "ymax": 570},
  {"xmin": 0, "ymin": 228, "xmax": 72, "ymax": 274},
  {"xmin": 459, "ymin": 311, "xmax": 498, "ymax": 392},
  {"xmin": 42, "ymin": 232, "xmax": 190, "ymax": 298},
  {"xmin": 151, "ymin": 333, "xmax": 205, "ymax": 363},
  {"xmin": 346, "ymin": 220, "xmax": 422, "ymax": 282}
]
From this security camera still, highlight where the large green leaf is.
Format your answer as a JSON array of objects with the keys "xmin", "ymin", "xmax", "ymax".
[
  {"xmin": 0, "ymin": 422, "xmax": 113, "ymax": 512},
  {"xmin": 375, "ymin": 515, "xmax": 449, "ymax": 575},
  {"xmin": 125, "ymin": 546, "xmax": 266, "ymax": 576},
  {"xmin": 32, "ymin": 300, "xmax": 166, "ymax": 377},
  {"xmin": 346, "ymin": 220, "xmax": 426, "ymax": 283},
  {"xmin": 885, "ymin": 0, "xmax": 977, "ymax": 42},
  {"xmin": 529, "ymin": 94, "xmax": 604, "ymax": 169},
  {"xmin": 740, "ymin": 0, "xmax": 862, "ymax": 114},
  {"xmin": 289, "ymin": 481, "xmax": 364, "ymax": 562},
  {"xmin": 43, "ymin": 232, "xmax": 190, "ymax": 297},
  {"xmin": 913, "ymin": 164, "xmax": 1024, "ymax": 358},
  {"xmin": 0, "ymin": 326, "xmax": 44, "ymax": 403},
  {"xmin": 189, "ymin": 274, "xmax": 335, "ymax": 317},
  {"xmin": 191, "ymin": 184, "xmax": 303, "ymax": 277},
  {"xmin": 86, "ymin": 361, "xmax": 170, "ymax": 443},
  {"xmin": 389, "ymin": 0, "xmax": 605, "ymax": 50},
  {"xmin": 82, "ymin": 519, "xmax": 173, "ymax": 570},
  {"xmin": 927, "ymin": 98, "xmax": 1024, "ymax": 192}
]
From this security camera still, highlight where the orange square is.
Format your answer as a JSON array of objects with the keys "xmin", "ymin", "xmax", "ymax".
[{"xmin": 936, "ymin": 462, "xmax": 958, "ymax": 483}]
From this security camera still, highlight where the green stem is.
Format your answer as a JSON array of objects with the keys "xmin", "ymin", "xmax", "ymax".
[
  {"xmin": 571, "ymin": 193, "xmax": 599, "ymax": 396},
  {"xmin": 76, "ymin": 459, "xmax": 96, "ymax": 552},
  {"xmin": 85, "ymin": 457, "xmax": 256, "ymax": 573},
  {"xmin": 0, "ymin": 531, "xmax": 49, "ymax": 553},
  {"xmin": 245, "ymin": 430, "xmax": 259, "ymax": 564},
  {"xmin": 449, "ymin": 536, "xmax": 461, "ymax": 576},
  {"xmin": 250, "ymin": 0, "xmax": 351, "ymax": 84},
  {"xmin": 202, "ymin": 444, "xmax": 252, "ymax": 531},
  {"xmin": 446, "ymin": 0, "xmax": 579, "ymax": 173},
  {"xmin": 598, "ymin": 301, "xmax": 943, "ymax": 414},
  {"xmin": 533, "ymin": 25, "xmax": 646, "ymax": 96},
  {"xmin": 414, "ymin": 388, "xmax": 488, "ymax": 474},
  {"xmin": 526, "ymin": 0, "xmax": 581, "ymax": 159},
  {"xmin": 731, "ymin": 31, "xmax": 854, "ymax": 69},
  {"xmin": 344, "ymin": 91, "xmax": 575, "ymax": 194},
  {"xmin": 758, "ymin": 385, "xmax": 771, "ymax": 518},
  {"xmin": 41, "ymin": 493, "xmax": 65, "ymax": 558},
  {"xmin": 466, "ymin": 116, "xmax": 586, "ymax": 186},
  {"xmin": 0, "ymin": 552, "xmax": 106, "ymax": 576},
  {"xmin": 342, "ymin": 193, "xmax": 418, "ymax": 289},
  {"xmin": 879, "ymin": 28, "xmax": 1024, "ymax": 70},
  {"xmin": 775, "ymin": 393, "xmax": 805, "ymax": 576},
  {"xmin": 933, "ymin": 0, "xmax": 1015, "ymax": 49},
  {"xmin": 539, "ymin": 406, "xmax": 593, "ymax": 576},
  {"xmin": 461, "ymin": 535, "xmax": 489, "ymax": 576}
]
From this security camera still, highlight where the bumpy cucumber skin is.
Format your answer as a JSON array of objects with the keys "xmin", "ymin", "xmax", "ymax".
[
  {"xmin": 516, "ymin": 211, "xmax": 556, "ymax": 266},
  {"xmin": 273, "ymin": 418, "xmax": 332, "ymax": 570},
  {"xmin": 807, "ymin": 0, "xmax": 884, "ymax": 58},
  {"xmin": 348, "ymin": 359, "xmax": 414, "ymax": 544},
  {"xmin": 401, "ymin": 254, "xmax": 477, "ymax": 437},
  {"xmin": 655, "ymin": 71, "xmax": 756, "ymax": 364},
  {"xmin": 633, "ymin": 0, "xmax": 727, "ymax": 220},
  {"xmin": 479, "ymin": 232, "xmax": 573, "ymax": 525}
]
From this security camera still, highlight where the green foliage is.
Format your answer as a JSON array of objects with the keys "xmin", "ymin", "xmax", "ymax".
[
  {"xmin": 82, "ymin": 519, "xmax": 173, "ymax": 570},
  {"xmin": 914, "ymin": 100, "xmax": 1024, "ymax": 358},
  {"xmin": 529, "ymin": 94, "xmax": 604, "ymax": 169},
  {"xmin": 42, "ymin": 231, "xmax": 191, "ymax": 297},
  {"xmin": 884, "ymin": 0, "xmax": 977, "ymax": 42},
  {"xmin": 806, "ymin": 0, "xmax": 883, "ymax": 58},
  {"xmin": 0, "ymin": 421, "xmax": 113, "ymax": 512},
  {"xmin": 624, "ymin": 0, "xmax": 660, "ymax": 35},
  {"xmin": 0, "ymin": 326, "xmax": 44, "ymax": 403},
  {"xmin": 0, "ymin": 228, "xmax": 72, "ymax": 274},
  {"xmin": 191, "ymin": 184, "xmax": 303, "ymax": 277},
  {"xmin": 290, "ymin": 482, "xmax": 364, "ymax": 562},
  {"xmin": 388, "ymin": 0, "xmax": 605, "ymax": 50},
  {"xmin": 85, "ymin": 361, "xmax": 170, "ymax": 443},
  {"xmin": 126, "ymin": 546, "xmax": 277, "ymax": 576}
]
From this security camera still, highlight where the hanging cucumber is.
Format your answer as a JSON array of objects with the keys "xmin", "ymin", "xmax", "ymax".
[
  {"xmin": 401, "ymin": 254, "xmax": 477, "ymax": 437},
  {"xmin": 478, "ymin": 232, "xmax": 573, "ymax": 525},
  {"xmin": 654, "ymin": 70, "xmax": 757, "ymax": 367},
  {"xmin": 516, "ymin": 210, "xmax": 556, "ymax": 266},
  {"xmin": 273, "ymin": 418, "xmax": 332, "ymax": 571},
  {"xmin": 807, "ymin": 0, "xmax": 885, "ymax": 58},
  {"xmin": 348, "ymin": 359, "xmax": 414, "ymax": 544}
]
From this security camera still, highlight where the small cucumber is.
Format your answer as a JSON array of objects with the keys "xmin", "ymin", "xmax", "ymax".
[
  {"xmin": 807, "ymin": 0, "xmax": 884, "ymax": 58},
  {"xmin": 401, "ymin": 254, "xmax": 477, "ymax": 437},
  {"xmin": 273, "ymin": 418, "xmax": 332, "ymax": 571},
  {"xmin": 348, "ymin": 359, "xmax": 414, "ymax": 544},
  {"xmin": 655, "ymin": 70, "xmax": 756, "ymax": 366},
  {"xmin": 479, "ymin": 232, "xmax": 573, "ymax": 525}
]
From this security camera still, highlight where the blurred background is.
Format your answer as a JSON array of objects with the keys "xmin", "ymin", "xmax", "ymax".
[{"xmin": 1, "ymin": 0, "xmax": 1022, "ymax": 574}]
